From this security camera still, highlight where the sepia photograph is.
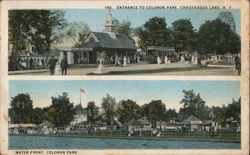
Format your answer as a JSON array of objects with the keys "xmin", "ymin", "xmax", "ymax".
[
  {"xmin": 8, "ymin": 9, "xmax": 241, "ymax": 76},
  {"xmin": 8, "ymin": 80, "xmax": 241, "ymax": 149}
]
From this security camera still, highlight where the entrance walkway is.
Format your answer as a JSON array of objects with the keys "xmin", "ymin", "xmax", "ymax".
[{"xmin": 9, "ymin": 61, "xmax": 238, "ymax": 76}]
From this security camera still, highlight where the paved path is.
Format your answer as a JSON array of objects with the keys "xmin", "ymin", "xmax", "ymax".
[
  {"xmin": 9, "ymin": 61, "xmax": 238, "ymax": 76},
  {"xmin": 149, "ymin": 68, "xmax": 238, "ymax": 76}
]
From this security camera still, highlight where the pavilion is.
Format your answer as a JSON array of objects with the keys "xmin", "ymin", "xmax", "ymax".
[{"xmin": 56, "ymin": 10, "xmax": 137, "ymax": 65}]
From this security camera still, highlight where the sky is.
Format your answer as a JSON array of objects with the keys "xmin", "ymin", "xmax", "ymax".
[
  {"xmin": 9, "ymin": 80, "xmax": 240, "ymax": 112},
  {"xmin": 64, "ymin": 9, "xmax": 240, "ymax": 35}
]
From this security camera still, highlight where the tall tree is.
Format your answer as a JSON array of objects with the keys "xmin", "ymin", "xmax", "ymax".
[
  {"xmin": 225, "ymin": 97, "xmax": 241, "ymax": 122},
  {"xmin": 212, "ymin": 105, "xmax": 226, "ymax": 125},
  {"xmin": 164, "ymin": 108, "xmax": 178, "ymax": 122},
  {"xmin": 8, "ymin": 10, "xmax": 65, "ymax": 70},
  {"xmin": 101, "ymin": 94, "xmax": 117, "ymax": 127},
  {"xmin": 116, "ymin": 20, "xmax": 133, "ymax": 36},
  {"xmin": 10, "ymin": 93, "xmax": 33, "ymax": 123},
  {"xmin": 44, "ymin": 92, "xmax": 75, "ymax": 126},
  {"xmin": 134, "ymin": 27, "xmax": 148, "ymax": 51},
  {"xmin": 171, "ymin": 19, "xmax": 196, "ymax": 53},
  {"xmin": 32, "ymin": 107, "xmax": 45, "ymax": 125},
  {"xmin": 86, "ymin": 101, "xmax": 99, "ymax": 124},
  {"xmin": 116, "ymin": 99, "xmax": 140, "ymax": 124},
  {"xmin": 198, "ymin": 19, "xmax": 240, "ymax": 55},
  {"xmin": 135, "ymin": 17, "xmax": 172, "ymax": 51},
  {"xmin": 179, "ymin": 90, "xmax": 206, "ymax": 119},
  {"xmin": 64, "ymin": 21, "xmax": 91, "ymax": 47},
  {"xmin": 143, "ymin": 100, "xmax": 166, "ymax": 129}
]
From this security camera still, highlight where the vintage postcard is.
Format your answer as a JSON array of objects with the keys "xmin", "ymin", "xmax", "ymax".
[{"xmin": 0, "ymin": 0, "xmax": 249, "ymax": 155}]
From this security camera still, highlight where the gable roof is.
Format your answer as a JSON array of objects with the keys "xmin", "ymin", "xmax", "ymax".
[
  {"xmin": 80, "ymin": 32, "xmax": 137, "ymax": 51},
  {"xmin": 199, "ymin": 109, "xmax": 216, "ymax": 120},
  {"xmin": 123, "ymin": 117, "xmax": 151, "ymax": 126},
  {"xmin": 39, "ymin": 121, "xmax": 55, "ymax": 127},
  {"xmin": 208, "ymin": 111, "xmax": 215, "ymax": 118},
  {"xmin": 180, "ymin": 115, "xmax": 202, "ymax": 124}
]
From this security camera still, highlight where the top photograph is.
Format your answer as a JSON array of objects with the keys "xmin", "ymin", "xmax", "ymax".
[{"xmin": 8, "ymin": 8, "xmax": 241, "ymax": 76}]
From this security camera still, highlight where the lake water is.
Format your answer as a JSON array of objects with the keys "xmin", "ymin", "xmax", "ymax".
[{"xmin": 9, "ymin": 135, "xmax": 240, "ymax": 149}]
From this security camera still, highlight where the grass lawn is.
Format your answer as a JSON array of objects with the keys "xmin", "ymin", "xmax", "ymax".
[{"xmin": 69, "ymin": 64, "xmax": 97, "ymax": 69}]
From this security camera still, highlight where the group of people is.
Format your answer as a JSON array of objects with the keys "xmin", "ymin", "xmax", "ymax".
[
  {"xmin": 28, "ymin": 58, "xmax": 45, "ymax": 69},
  {"xmin": 114, "ymin": 56, "xmax": 131, "ymax": 67},
  {"xmin": 110, "ymin": 55, "xmax": 140, "ymax": 66},
  {"xmin": 156, "ymin": 55, "xmax": 171, "ymax": 64},
  {"xmin": 156, "ymin": 53, "xmax": 202, "ymax": 66},
  {"xmin": 15, "ymin": 57, "xmax": 46, "ymax": 70},
  {"xmin": 48, "ymin": 56, "xmax": 68, "ymax": 75}
]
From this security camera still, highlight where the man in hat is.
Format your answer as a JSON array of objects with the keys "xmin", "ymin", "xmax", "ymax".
[
  {"xmin": 234, "ymin": 53, "xmax": 241, "ymax": 76},
  {"xmin": 48, "ymin": 56, "xmax": 57, "ymax": 75},
  {"xmin": 60, "ymin": 56, "xmax": 68, "ymax": 75}
]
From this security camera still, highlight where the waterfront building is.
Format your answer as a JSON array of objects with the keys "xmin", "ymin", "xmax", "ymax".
[
  {"xmin": 156, "ymin": 120, "xmax": 178, "ymax": 131},
  {"xmin": 177, "ymin": 110, "xmax": 219, "ymax": 132},
  {"xmin": 70, "ymin": 103, "xmax": 87, "ymax": 125},
  {"xmin": 38, "ymin": 121, "xmax": 55, "ymax": 128},
  {"xmin": 201, "ymin": 110, "xmax": 219, "ymax": 131},
  {"xmin": 38, "ymin": 121, "xmax": 55, "ymax": 134},
  {"xmin": 123, "ymin": 117, "xmax": 152, "ymax": 132},
  {"xmin": 178, "ymin": 115, "xmax": 203, "ymax": 131}
]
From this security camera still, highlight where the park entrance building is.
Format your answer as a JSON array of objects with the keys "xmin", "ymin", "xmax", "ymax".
[{"xmin": 57, "ymin": 10, "xmax": 137, "ymax": 65}]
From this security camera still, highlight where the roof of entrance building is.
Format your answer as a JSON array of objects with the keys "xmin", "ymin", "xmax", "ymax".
[{"xmin": 78, "ymin": 32, "xmax": 137, "ymax": 51}]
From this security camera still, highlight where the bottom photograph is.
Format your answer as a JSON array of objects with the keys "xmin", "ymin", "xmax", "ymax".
[{"xmin": 8, "ymin": 80, "xmax": 240, "ymax": 149}]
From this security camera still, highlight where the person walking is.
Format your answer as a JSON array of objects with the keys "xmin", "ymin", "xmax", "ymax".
[
  {"xmin": 197, "ymin": 53, "xmax": 201, "ymax": 66},
  {"xmin": 115, "ymin": 55, "xmax": 119, "ymax": 66},
  {"xmin": 54, "ymin": 59, "xmax": 61, "ymax": 75},
  {"xmin": 41, "ymin": 58, "xmax": 45, "ymax": 68},
  {"xmin": 29, "ymin": 58, "xmax": 33, "ymax": 69},
  {"xmin": 157, "ymin": 56, "xmax": 161, "ymax": 64},
  {"xmin": 123, "ymin": 56, "xmax": 127, "ymax": 67},
  {"xmin": 48, "ymin": 56, "xmax": 57, "ymax": 75},
  {"xmin": 234, "ymin": 54, "xmax": 241, "ymax": 75},
  {"xmin": 164, "ymin": 55, "xmax": 168, "ymax": 64},
  {"xmin": 117, "ymin": 57, "xmax": 122, "ymax": 67},
  {"xmin": 60, "ymin": 56, "xmax": 68, "ymax": 75}
]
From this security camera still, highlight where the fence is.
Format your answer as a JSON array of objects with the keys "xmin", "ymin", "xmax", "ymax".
[{"xmin": 57, "ymin": 129, "xmax": 240, "ymax": 139}]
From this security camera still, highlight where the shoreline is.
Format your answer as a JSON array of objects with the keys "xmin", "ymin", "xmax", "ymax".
[{"xmin": 9, "ymin": 134, "xmax": 241, "ymax": 143}]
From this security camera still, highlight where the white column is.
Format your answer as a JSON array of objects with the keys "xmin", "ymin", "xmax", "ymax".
[
  {"xmin": 67, "ymin": 51, "xmax": 73, "ymax": 64},
  {"xmin": 59, "ymin": 52, "xmax": 64, "ymax": 60}
]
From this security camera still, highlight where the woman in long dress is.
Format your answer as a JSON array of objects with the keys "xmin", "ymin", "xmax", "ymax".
[
  {"xmin": 157, "ymin": 56, "xmax": 161, "ymax": 64},
  {"xmin": 123, "ymin": 56, "xmax": 127, "ymax": 66},
  {"xmin": 164, "ymin": 55, "xmax": 168, "ymax": 64},
  {"xmin": 54, "ymin": 59, "xmax": 61, "ymax": 75}
]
